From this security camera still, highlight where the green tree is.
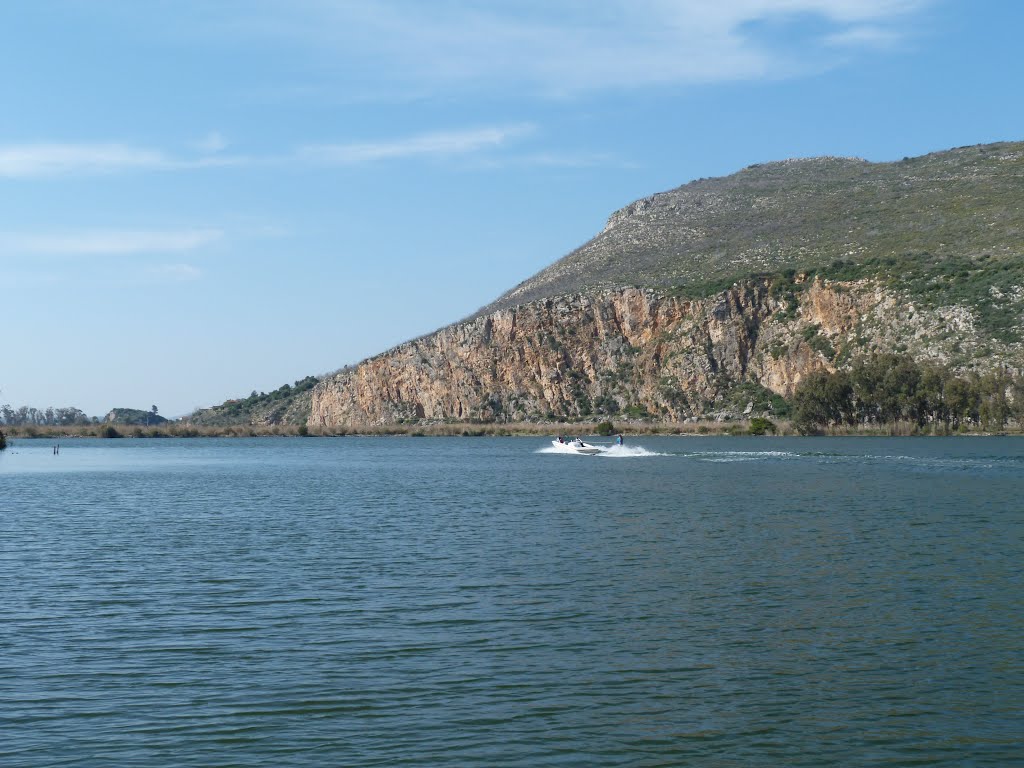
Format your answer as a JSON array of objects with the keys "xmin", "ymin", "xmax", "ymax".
[
  {"xmin": 945, "ymin": 375, "xmax": 979, "ymax": 429},
  {"xmin": 849, "ymin": 354, "xmax": 922, "ymax": 424},
  {"xmin": 883, "ymin": 356, "xmax": 923, "ymax": 423},
  {"xmin": 748, "ymin": 417, "xmax": 776, "ymax": 435},
  {"xmin": 978, "ymin": 370, "xmax": 1011, "ymax": 430},
  {"xmin": 792, "ymin": 370, "xmax": 852, "ymax": 433},
  {"xmin": 1011, "ymin": 376, "xmax": 1024, "ymax": 425},
  {"xmin": 917, "ymin": 362, "xmax": 949, "ymax": 427}
]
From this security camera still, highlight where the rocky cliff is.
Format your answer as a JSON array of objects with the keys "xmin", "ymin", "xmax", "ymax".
[{"xmin": 311, "ymin": 275, "xmax": 1017, "ymax": 428}]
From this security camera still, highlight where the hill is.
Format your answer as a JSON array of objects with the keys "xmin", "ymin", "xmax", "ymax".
[
  {"xmin": 104, "ymin": 408, "xmax": 168, "ymax": 426},
  {"xmin": 207, "ymin": 141, "xmax": 1024, "ymax": 429},
  {"xmin": 186, "ymin": 376, "xmax": 319, "ymax": 427}
]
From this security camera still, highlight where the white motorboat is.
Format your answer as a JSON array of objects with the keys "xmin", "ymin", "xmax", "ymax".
[{"xmin": 551, "ymin": 438, "xmax": 602, "ymax": 455}]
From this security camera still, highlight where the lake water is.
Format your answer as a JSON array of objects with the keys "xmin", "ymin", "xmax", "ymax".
[{"xmin": 2, "ymin": 436, "xmax": 1022, "ymax": 766}]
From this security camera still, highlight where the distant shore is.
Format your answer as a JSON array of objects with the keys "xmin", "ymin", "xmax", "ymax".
[{"xmin": 2, "ymin": 419, "xmax": 1019, "ymax": 439}]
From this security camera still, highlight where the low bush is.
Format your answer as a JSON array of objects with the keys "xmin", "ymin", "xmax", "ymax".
[{"xmin": 748, "ymin": 417, "xmax": 777, "ymax": 435}]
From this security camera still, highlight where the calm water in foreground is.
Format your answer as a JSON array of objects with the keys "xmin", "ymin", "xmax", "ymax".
[{"xmin": 1, "ymin": 436, "xmax": 1022, "ymax": 767}]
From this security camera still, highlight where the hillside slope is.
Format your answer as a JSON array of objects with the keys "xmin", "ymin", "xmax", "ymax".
[
  {"xmin": 186, "ymin": 377, "xmax": 318, "ymax": 427},
  {"xmin": 480, "ymin": 142, "xmax": 1024, "ymax": 315},
  {"xmin": 310, "ymin": 141, "xmax": 1024, "ymax": 428}
]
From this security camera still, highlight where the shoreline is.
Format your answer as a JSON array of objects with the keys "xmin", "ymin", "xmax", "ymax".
[{"xmin": 2, "ymin": 419, "xmax": 1020, "ymax": 439}]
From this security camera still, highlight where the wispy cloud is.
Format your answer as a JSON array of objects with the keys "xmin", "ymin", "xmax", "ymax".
[
  {"xmin": 0, "ymin": 228, "xmax": 223, "ymax": 255},
  {"xmin": 0, "ymin": 143, "xmax": 171, "ymax": 178},
  {"xmin": 216, "ymin": 0, "xmax": 931, "ymax": 96},
  {"xmin": 823, "ymin": 24, "xmax": 904, "ymax": 48},
  {"xmin": 0, "ymin": 124, "xmax": 537, "ymax": 178},
  {"xmin": 298, "ymin": 124, "xmax": 535, "ymax": 165},
  {"xmin": 0, "ymin": 142, "xmax": 251, "ymax": 178}
]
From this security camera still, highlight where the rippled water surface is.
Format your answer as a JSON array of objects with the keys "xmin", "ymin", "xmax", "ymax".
[{"xmin": 2, "ymin": 436, "xmax": 1022, "ymax": 766}]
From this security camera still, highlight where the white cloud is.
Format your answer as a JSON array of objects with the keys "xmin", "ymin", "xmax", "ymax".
[
  {"xmin": 0, "ymin": 228, "xmax": 223, "ymax": 256},
  {"xmin": 298, "ymin": 124, "xmax": 535, "ymax": 165},
  {"xmin": 0, "ymin": 124, "xmax": 535, "ymax": 179},
  {"xmin": 0, "ymin": 142, "xmax": 253, "ymax": 178},
  {"xmin": 0, "ymin": 143, "xmax": 171, "ymax": 178},
  {"xmin": 223, "ymin": 0, "xmax": 931, "ymax": 95}
]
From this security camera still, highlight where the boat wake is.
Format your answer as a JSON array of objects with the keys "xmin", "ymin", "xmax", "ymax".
[
  {"xmin": 597, "ymin": 444, "xmax": 668, "ymax": 458},
  {"xmin": 686, "ymin": 450, "xmax": 800, "ymax": 462}
]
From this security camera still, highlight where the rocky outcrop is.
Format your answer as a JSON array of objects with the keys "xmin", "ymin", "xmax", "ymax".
[{"xmin": 310, "ymin": 277, "xmax": 1018, "ymax": 428}]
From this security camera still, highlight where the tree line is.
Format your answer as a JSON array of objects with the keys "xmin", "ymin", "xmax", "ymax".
[
  {"xmin": 791, "ymin": 354, "xmax": 1023, "ymax": 433},
  {"xmin": 0, "ymin": 405, "xmax": 94, "ymax": 427}
]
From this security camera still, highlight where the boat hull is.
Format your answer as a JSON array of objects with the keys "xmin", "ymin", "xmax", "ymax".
[{"xmin": 551, "ymin": 440, "xmax": 602, "ymax": 455}]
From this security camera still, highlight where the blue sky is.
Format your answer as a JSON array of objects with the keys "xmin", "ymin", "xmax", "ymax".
[{"xmin": 2, "ymin": 0, "xmax": 1021, "ymax": 417}]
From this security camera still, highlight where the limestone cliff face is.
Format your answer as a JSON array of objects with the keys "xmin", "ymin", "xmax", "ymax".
[{"xmin": 310, "ymin": 277, "xmax": 1012, "ymax": 428}]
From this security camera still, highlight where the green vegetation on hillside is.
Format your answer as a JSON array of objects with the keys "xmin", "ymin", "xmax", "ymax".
[
  {"xmin": 722, "ymin": 380, "xmax": 791, "ymax": 417},
  {"xmin": 188, "ymin": 376, "xmax": 319, "ymax": 427},
  {"xmin": 669, "ymin": 250, "xmax": 1023, "ymax": 344},
  {"xmin": 820, "ymin": 254, "xmax": 1023, "ymax": 342},
  {"xmin": 217, "ymin": 376, "xmax": 318, "ymax": 416}
]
